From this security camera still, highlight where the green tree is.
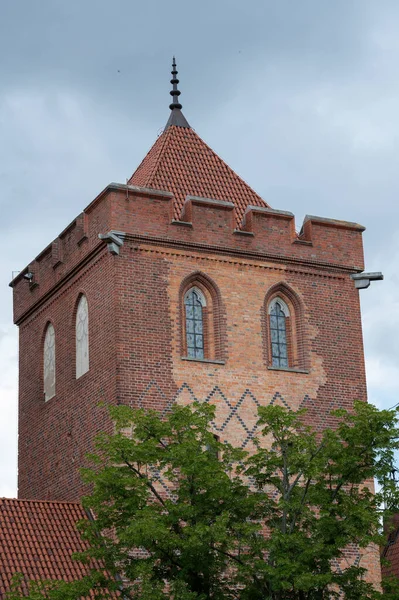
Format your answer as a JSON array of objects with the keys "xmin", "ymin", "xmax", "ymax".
[{"xmin": 7, "ymin": 401, "xmax": 399, "ymax": 600}]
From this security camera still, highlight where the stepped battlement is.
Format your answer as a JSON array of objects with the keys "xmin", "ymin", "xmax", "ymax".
[{"xmin": 11, "ymin": 182, "xmax": 365, "ymax": 324}]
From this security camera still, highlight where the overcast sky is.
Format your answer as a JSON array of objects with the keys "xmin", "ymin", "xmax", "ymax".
[{"xmin": 1, "ymin": 0, "xmax": 399, "ymax": 497}]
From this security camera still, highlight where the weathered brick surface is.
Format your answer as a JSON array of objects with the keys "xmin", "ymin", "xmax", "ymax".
[
  {"xmin": 14, "ymin": 193, "xmax": 368, "ymax": 496},
  {"xmin": 11, "ymin": 179, "xmax": 379, "ymax": 584},
  {"xmin": 17, "ymin": 252, "xmax": 118, "ymax": 501}
]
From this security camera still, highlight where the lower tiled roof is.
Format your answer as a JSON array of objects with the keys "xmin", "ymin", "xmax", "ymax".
[{"xmin": 0, "ymin": 498, "xmax": 102, "ymax": 598}]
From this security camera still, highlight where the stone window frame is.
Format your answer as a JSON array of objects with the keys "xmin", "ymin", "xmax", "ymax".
[
  {"xmin": 75, "ymin": 294, "xmax": 89, "ymax": 379},
  {"xmin": 179, "ymin": 272, "xmax": 226, "ymax": 363},
  {"xmin": 43, "ymin": 322, "xmax": 56, "ymax": 401},
  {"xmin": 263, "ymin": 283, "xmax": 308, "ymax": 372}
]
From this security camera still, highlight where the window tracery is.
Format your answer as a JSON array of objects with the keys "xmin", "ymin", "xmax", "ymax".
[
  {"xmin": 184, "ymin": 288, "xmax": 205, "ymax": 360},
  {"xmin": 268, "ymin": 298, "xmax": 289, "ymax": 368},
  {"xmin": 180, "ymin": 273, "xmax": 225, "ymax": 363},
  {"xmin": 264, "ymin": 285, "xmax": 307, "ymax": 372}
]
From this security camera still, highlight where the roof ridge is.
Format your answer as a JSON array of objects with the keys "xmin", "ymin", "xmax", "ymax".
[
  {"xmin": 0, "ymin": 497, "xmax": 82, "ymax": 505},
  {"xmin": 130, "ymin": 128, "xmax": 172, "ymax": 187},
  {"xmin": 189, "ymin": 127, "xmax": 265, "ymax": 205}
]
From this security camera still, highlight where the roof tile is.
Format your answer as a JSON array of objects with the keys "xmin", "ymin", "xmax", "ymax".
[
  {"xmin": 129, "ymin": 125, "xmax": 269, "ymax": 226},
  {"xmin": 0, "ymin": 498, "xmax": 106, "ymax": 598}
]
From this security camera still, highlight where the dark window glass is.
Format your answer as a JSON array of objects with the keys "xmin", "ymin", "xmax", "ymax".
[
  {"xmin": 270, "ymin": 302, "xmax": 288, "ymax": 367},
  {"xmin": 206, "ymin": 434, "xmax": 220, "ymax": 459},
  {"xmin": 185, "ymin": 290, "xmax": 204, "ymax": 360}
]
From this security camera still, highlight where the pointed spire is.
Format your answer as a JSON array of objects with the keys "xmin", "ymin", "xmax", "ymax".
[
  {"xmin": 165, "ymin": 57, "xmax": 190, "ymax": 129},
  {"xmin": 169, "ymin": 56, "xmax": 182, "ymax": 110}
]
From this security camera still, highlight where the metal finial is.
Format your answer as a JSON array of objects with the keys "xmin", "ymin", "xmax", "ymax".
[{"xmin": 169, "ymin": 57, "xmax": 183, "ymax": 111}]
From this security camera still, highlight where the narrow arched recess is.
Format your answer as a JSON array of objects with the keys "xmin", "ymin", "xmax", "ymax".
[
  {"xmin": 75, "ymin": 294, "xmax": 89, "ymax": 379},
  {"xmin": 43, "ymin": 322, "xmax": 56, "ymax": 401}
]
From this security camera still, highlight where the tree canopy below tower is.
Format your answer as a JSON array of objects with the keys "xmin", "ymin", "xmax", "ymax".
[{"xmin": 6, "ymin": 401, "xmax": 399, "ymax": 600}]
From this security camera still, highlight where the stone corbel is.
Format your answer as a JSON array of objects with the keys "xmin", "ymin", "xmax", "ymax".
[
  {"xmin": 350, "ymin": 272, "xmax": 384, "ymax": 289},
  {"xmin": 98, "ymin": 231, "xmax": 126, "ymax": 255}
]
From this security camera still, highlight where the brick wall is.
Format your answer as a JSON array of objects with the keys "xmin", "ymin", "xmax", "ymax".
[
  {"xmin": 18, "ymin": 251, "xmax": 117, "ymax": 501},
  {"xmin": 12, "ymin": 183, "xmax": 368, "ymax": 496},
  {"xmin": 11, "ymin": 183, "xmax": 380, "ymax": 584}
]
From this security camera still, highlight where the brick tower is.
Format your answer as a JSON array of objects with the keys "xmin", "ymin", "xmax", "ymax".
[{"xmin": 10, "ymin": 60, "xmax": 379, "ymax": 581}]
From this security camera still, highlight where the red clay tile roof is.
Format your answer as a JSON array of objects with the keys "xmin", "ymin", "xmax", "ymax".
[
  {"xmin": 128, "ymin": 125, "xmax": 269, "ymax": 226},
  {"xmin": 0, "ymin": 498, "xmax": 102, "ymax": 598}
]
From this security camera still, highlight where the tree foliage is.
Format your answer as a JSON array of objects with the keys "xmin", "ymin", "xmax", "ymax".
[{"xmin": 7, "ymin": 401, "xmax": 399, "ymax": 599}]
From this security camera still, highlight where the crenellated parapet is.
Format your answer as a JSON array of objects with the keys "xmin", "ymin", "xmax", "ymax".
[
  {"xmin": 239, "ymin": 206, "xmax": 365, "ymax": 268},
  {"xmin": 10, "ymin": 182, "xmax": 365, "ymax": 323}
]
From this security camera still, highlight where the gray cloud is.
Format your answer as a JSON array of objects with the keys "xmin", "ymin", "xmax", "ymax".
[{"xmin": 0, "ymin": 1, "xmax": 381, "ymax": 112}]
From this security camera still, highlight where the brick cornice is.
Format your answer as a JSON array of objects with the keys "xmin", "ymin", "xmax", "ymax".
[
  {"xmin": 15, "ymin": 226, "xmax": 360, "ymax": 326},
  {"xmin": 139, "ymin": 245, "xmax": 347, "ymax": 281},
  {"xmin": 122, "ymin": 232, "xmax": 363, "ymax": 275}
]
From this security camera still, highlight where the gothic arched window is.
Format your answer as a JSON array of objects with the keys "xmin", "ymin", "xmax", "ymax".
[
  {"xmin": 184, "ymin": 287, "xmax": 206, "ymax": 360},
  {"xmin": 268, "ymin": 298, "xmax": 290, "ymax": 368},
  {"xmin": 76, "ymin": 295, "xmax": 89, "ymax": 378},
  {"xmin": 264, "ymin": 283, "xmax": 307, "ymax": 372},
  {"xmin": 43, "ymin": 323, "xmax": 55, "ymax": 401},
  {"xmin": 180, "ymin": 272, "xmax": 226, "ymax": 363}
]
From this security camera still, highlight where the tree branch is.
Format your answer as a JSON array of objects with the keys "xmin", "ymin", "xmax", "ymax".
[
  {"xmin": 212, "ymin": 546, "xmax": 266, "ymax": 593},
  {"xmin": 286, "ymin": 440, "xmax": 327, "ymax": 499},
  {"xmin": 122, "ymin": 455, "xmax": 167, "ymax": 508},
  {"xmin": 288, "ymin": 477, "xmax": 312, "ymax": 535}
]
